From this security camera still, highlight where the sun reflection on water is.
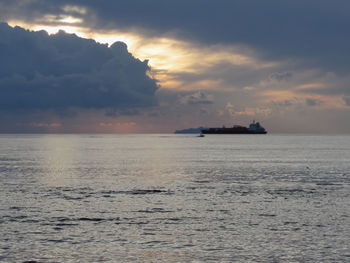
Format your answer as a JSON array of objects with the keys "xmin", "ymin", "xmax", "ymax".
[{"xmin": 41, "ymin": 135, "xmax": 80, "ymax": 187}]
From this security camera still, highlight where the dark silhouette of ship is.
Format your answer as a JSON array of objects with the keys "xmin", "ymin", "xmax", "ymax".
[{"xmin": 201, "ymin": 121, "xmax": 267, "ymax": 134}]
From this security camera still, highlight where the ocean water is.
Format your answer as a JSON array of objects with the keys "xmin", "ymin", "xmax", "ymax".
[{"xmin": 0, "ymin": 134, "xmax": 349, "ymax": 263}]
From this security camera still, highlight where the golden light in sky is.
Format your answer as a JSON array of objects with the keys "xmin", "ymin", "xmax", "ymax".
[
  {"xmin": 1, "ymin": 1, "xmax": 349, "ymax": 134},
  {"xmin": 7, "ymin": 19, "xmax": 346, "ymax": 117},
  {"xmin": 8, "ymin": 21, "xmax": 80, "ymax": 35},
  {"xmin": 7, "ymin": 20, "xmax": 275, "ymax": 92}
]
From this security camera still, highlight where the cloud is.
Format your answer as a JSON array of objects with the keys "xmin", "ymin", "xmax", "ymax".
[
  {"xmin": 269, "ymin": 72, "xmax": 293, "ymax": 82},
  {"xmin": 344, "ymin": 96, "xmax": 350, "ymax": 106},
  {"xmin": 0, "ymin": 23, "xmax": 158, "ymax": 112},
  {"xmin": 306, "ymin": 98, "xmax": 321, "ymax": 106},
  {"xmin": 1, "ymin": 2, "xmax": 350, "ymax": 133},
  {"xmin": 179, "ymin": 91, "xmax": 213, "ymax": 105},
  {"xmin": 2, "ymin": 0, "xmax": 350, "ymax": 72}
]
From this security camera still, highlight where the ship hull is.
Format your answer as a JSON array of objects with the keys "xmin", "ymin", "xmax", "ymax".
[
  {"xmin": 201, "ymin": 130, "xmax": 267, "ymax": 134},
  {"xmin": 200, "ymin": 121, "xmax": 267, "ymax": 134}
]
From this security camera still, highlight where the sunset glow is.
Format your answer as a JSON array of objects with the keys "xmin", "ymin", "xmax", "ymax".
[
  {"xmin": 2, "ymin": 0, "xmax": 350, "ymax": 133},
  {"xmin": 1, "ymin": 3, "xmax": 350, "ymax": 262}
]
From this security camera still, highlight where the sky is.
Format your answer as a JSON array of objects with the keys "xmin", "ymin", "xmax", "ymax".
[{"xmin": 0, "ymin": 0, "xmax": 350, "ymax": 133}]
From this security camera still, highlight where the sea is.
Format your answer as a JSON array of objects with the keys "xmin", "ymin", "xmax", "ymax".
[{"xmin": 0, "ymin": 134, "xmax": 349, "ymax": 263}]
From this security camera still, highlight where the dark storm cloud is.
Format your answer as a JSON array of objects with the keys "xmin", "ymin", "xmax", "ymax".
[
  {"xmin": 0, "ymin": 23, "xmax": 158, "ymax": 111},
  {"xmin": 1, "ymin": 0, "xmax": 350, "ymax": 72}
]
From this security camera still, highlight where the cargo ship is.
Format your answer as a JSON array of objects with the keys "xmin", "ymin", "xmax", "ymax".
[{"xmin": 201, "ymin": 121, "xmax": 267, "ymax": 134}]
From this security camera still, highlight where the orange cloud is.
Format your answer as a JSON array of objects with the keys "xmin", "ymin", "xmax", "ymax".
[
  {"xmin": 260, "ymin": 89, "xmax": 347, "ymax": 109},
  {"xmin": 295, "ymin": 83, "xmax": 326, "ymax": 90}
]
